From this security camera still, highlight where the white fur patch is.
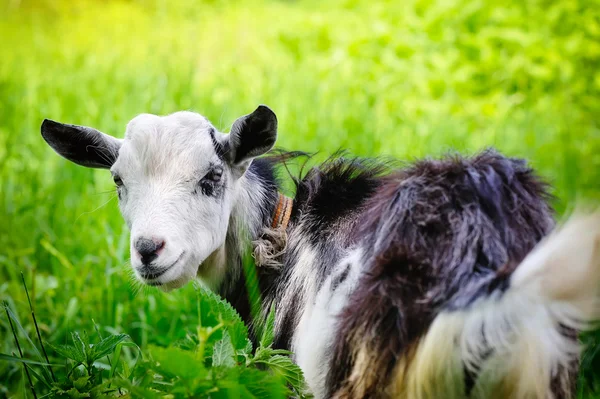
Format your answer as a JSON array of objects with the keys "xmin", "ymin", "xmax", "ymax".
[
  {"xmin": 392, "ymin": 209, "xmax": 600, "ymax": 399},
  {"xmin": 276, "ymin": 236, "xmax": 319, "ymax": 335},
  {"xmin": 292, "ymin": 248, "xmax": 364, "ymax": 398},
  {"xmin": 110, "ymin": 111, "xmax": 269, "ymax": 291}
]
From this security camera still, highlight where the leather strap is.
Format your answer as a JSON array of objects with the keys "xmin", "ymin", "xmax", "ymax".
[{"xmin": 271, "ymin": 193, "xmax": 293, "ymax": 230}]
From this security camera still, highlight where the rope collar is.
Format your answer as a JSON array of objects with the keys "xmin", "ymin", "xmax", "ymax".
[
  {"xmin": 253, "ymin": 193, "xmax": 293, "ymax": 268},
  {"xmin": 271, "ymin": 193, "xmax": 293, "ymax": 231}
]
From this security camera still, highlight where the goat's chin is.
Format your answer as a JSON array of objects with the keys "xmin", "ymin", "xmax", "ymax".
[
  {"xmin": 137, "ymin": 263, "xmax": 199, "ymax": 292},
  {"xmin": 163, "ymin": 263, "xmax": 201, "ymax": 290},
  {"xmin": 158, "ymin": 277, "xmax": 190, "ymax": 292},
  {"xmin": 147, "ymin": 271, "xmax": 194, "ymax": 292}
]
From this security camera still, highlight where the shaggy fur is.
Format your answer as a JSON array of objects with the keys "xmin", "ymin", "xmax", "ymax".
[
  {"xmin": 41, "ymin": 107, "xmax": 600, "ymax": 399},
  {"xmin": 324, "ymin": 151, "xmax": 556, "ymax": 398}
]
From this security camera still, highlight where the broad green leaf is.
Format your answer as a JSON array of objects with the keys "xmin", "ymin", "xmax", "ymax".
[
  {"xmin": 113, "ymin": 378, "xmax": 162, "ymax": 399},
  {"xmin": 72, "ymin": 375, "xmax": 91, "ymax": 390},
  {"xmin": 252, "ymin": 347, "xmax": 293, "ymax": 362},
  {"xmin": 244, "ymin": 339, "xmax": 253, "ymax": 355},
  {"xmin": 148, "ymin": 345, "xmax": 205, "ymax": 381},
  {"xmin": 70, "ymin": 332, "xmax": 88, "ymax": 364},
  {"xmin": 237, "ymin": 338, "xmax": 254, "ymax": 365},
  {"xmin": 90, "ymin": 333, "xmax": 129, "ymax": 361},
  {"xmin": 259, "ymin": 302, "xmax": 276, "ymax": 349},
  {"xmin": 197, "ymin": 287, "xmax": 249, "ymax": 351},
  {"xmin": 238, "ymin": 367, "xmax": 289, "ymax": 399},
  {"xmin": 208, "ymin": 366, "xmax": 285, "ymax": 399},
  {"xmin": 207, "ymin": 367, "xmax": 245, "ymax": 399},
  {"xmin": 88, "ymin": 380, "xmax": 121, "ymax": 397},
  {"xmin": 256, "ymin": 355, "xmax": 306, "ymax": 393},
  {"xmin": 47, "ymin": 342, "xmax": 86, "ymax": 364},
  {"xmin": 212, "ymin": 331, "xmax": 235, "ymax": 367}
]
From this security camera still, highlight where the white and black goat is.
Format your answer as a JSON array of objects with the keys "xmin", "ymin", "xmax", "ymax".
[{"xmin": 41, "ymin": 105, "xmax": 600, "ymax": 398}]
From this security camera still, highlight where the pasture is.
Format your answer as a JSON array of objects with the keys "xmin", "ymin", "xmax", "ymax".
[{"xmin": 1, "ymin": 0, "xmax": 599, "ymax": 397}]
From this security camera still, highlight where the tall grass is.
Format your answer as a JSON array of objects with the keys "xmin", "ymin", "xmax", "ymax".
[{"xmin": 1, "ymin": 0, "xmax": 599, "ymax": 397}]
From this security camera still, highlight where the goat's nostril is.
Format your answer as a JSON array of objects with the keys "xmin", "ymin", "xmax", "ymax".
[{"xmin": 135, "ymin": 237, "xmax": 166, "ymax": 265}]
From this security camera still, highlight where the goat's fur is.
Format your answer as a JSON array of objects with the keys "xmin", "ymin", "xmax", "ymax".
[{"xmin": 41, "ymin": 106, "xmax": 600, "ymax": 399}]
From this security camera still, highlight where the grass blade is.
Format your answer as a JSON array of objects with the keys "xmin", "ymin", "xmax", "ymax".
[
  {"xmin": 21, "ymin": 271, "xmax": 56, "ymax": 382},
  {"xmin": 0, "ymin": 353, "xmax": 64, "ymax": 367},
  {"xmin": 5, "ymin": 303, "xmax": 38, "ymax": 399},
  {"xmin": 4, "ymin": 305, "xmax": 49, "ymax": 364},
  {"xmin": 108, "ymin": 342, "xmax": 123, "ymax": 380},
  {"xmin": 23, "ymin": 364, "xmax": 54, "ymax": 390}
]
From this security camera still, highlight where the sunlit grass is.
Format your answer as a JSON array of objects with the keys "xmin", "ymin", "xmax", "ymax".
[{"xmin": 1, "ymin": 0, "xmax": 599, "ymax": 396}]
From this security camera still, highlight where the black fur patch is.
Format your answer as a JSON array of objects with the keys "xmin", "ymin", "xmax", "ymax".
[
  {"xmin": 331, "ymin": 264, "xmax": 351, "ymax": 292},
  {"xmin": 209, "ymin": 128, "xmax": 227, "ymax": 161},
  {"xmin": 217, "ymin": 158, "xmax": 280, "ymax": 344},
  {"xmin": 41, "ymin": 119, "xmax": 120, "ymax": 169},
  {"xmin": 229, "ymin": 106, "xmax": 277, "ymax": 165},
  {"xmin": 325, "ymin": 149, "xmax": 557, "ymax": 398},
  {"xmin": 291, "ymin": 154, "xmax": 391, "ymax": 282},
  {"xmin": 291, "ymin": 154, "xmax": 390, "ymax": 232},
  {"xmin": 246, "ymin": 157, "xmax": 281, "ymax": 224},
  {"xmin": 272, "ymin": 154, "xmax": 391, "ymax": 350}
]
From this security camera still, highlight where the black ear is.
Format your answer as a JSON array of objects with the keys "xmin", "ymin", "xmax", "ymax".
[
  {"xmin": 228, "ymin": 105, "xmax": 277, "ymax": 165},
  {"xmin": 41, "ymin": 119, "xmax": 122, "ymax": 169}
]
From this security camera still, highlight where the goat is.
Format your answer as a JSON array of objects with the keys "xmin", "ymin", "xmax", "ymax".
[{"xmin": 41, "ymin": 105, "xmax": 600, "ymax": 398}]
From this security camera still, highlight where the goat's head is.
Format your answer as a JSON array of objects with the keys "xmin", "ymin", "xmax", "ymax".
[{"xmin": 41, "ymin": 106, "xmax": 277, "ymax": 290}]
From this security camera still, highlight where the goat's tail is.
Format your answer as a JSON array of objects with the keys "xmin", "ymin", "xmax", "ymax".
[{"xmin": 392, "ymin": 209, "xmax": 600, "ymax": 399}]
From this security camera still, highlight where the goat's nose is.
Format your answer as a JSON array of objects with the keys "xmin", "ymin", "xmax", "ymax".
[{"xmin": 135, "ymin": 237, "xmax": 165, "ymax": 265}]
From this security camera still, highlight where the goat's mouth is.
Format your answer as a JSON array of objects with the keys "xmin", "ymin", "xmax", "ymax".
[{"xmin": 138, "ymin": 251, "xmax": 186, "ymax": 286}]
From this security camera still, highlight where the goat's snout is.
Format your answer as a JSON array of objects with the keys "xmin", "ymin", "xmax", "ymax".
[{"xmin": 135, "ymin": 236, "xmax": 166, "ymax": 265}]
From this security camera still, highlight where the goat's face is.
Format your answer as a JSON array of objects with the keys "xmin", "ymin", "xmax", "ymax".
[{"xmin": 41, "ymin": 106, "xmax": 277, "ymax": 290}]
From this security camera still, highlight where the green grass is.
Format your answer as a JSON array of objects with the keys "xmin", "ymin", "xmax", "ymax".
[{"xmin": 1, "ymin": 0, "xmax": 599, "ymax": 397}]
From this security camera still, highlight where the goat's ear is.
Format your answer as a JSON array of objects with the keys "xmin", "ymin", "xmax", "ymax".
[
  {"xmin": 41, "ymin": 119, "xmax": 122, "ymax": 169},
  {"xmin": 227, "ymin": 105, "xmax": 277, "ymax": 167}
]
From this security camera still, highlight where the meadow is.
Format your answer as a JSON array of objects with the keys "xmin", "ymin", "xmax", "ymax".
[{"xmin": 1, "ymin": 0, "xmax": 599, "ymax": 397}]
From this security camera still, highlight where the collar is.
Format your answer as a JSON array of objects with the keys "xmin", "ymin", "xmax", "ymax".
[{"xmin": 271, "ymin": 193, "xmax": 293, "ymax": 231}]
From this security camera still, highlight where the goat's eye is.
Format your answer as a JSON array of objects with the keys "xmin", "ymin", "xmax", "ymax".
[
  {"xmin": 204, "ymin": 167, "xmax": 223, "ymax": 183},
  {"xmin": 198, "ymin": 167, "xmax": 223, "ymax": 196},
  {"xmin": 113, "ymin": 175, "xmax": 124, "ymax": 187}
]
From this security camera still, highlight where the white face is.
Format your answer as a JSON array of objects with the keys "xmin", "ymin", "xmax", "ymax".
[
  {"xmin": 111, "ymin": 112, "xmax": 233, "ymax": 290},
  {"xmin": 41, "ymin": 105, "xmax": 278, "ymax": 291}
]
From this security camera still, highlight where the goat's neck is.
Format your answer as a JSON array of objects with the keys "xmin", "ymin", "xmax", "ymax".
[{"xmin": 199, "ymin": 165, "xmax": 278, "ymax": 300}]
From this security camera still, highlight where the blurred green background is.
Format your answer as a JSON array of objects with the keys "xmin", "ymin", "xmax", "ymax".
[{"xmin": 1, "ymin": 0, "xmax": 599, "ymax": 396}]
